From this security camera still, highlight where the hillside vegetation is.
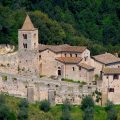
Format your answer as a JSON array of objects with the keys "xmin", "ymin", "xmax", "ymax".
[
  {"xmin": 0, "ymin": 0, "xmax": 120, "ymax": 55},
  {"xmin": 1, "ymin": 95, "xmax": 120, "ymax": 120}
]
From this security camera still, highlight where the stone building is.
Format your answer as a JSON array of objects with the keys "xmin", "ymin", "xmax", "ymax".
[
  {"xmin": 91, "ymin": 53, "xmax": 120, "ymax": 76},
  {"xmin": 18, "ymin": 15, "xmax": 39, "ymax": 76},
  {"xmin": 0, "ymin": 15, "xmax": 120, "ymax": 105},
  {"xmin": 102, "ymin": 68, "xmax": 120, "ymax": 105}
]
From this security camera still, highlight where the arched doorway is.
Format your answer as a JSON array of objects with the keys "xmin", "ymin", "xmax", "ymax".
[{"xmin": 58, "ymin": 67, "xmax": 61, "ymax": 76}]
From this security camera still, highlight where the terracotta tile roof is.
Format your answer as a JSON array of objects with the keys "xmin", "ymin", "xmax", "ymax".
[
  {"xmin": 103, "ymin": 68, "xmax": 120, "ymax": 74},
  {"xmin": 78, "ymin": 63, "xmax": 94, "ymax": 70},
  {"xmin": 92, "ymin": 53, "xmax": 120, "ymax": 65},
  {"xmin": 55, "ymin": 57, "xmax": 82, "ymax": 64},
  {"xmin": 20, "ymin": 15, "xmax": 37, "ymax": 31},
  {"xmin": 39, "ymin": 44, "xmax": 86, "ymax": 53}
]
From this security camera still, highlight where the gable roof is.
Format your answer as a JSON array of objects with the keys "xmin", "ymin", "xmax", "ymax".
[
  {"xmin": 55, "ymin": 57, "xmax": 82, "ymax": 64},
  {"xmin": 103, "ymin": 68, "xmax": 120, "ymax": 75},
  {"xmin": 78, "ymin": 63, "xmax": 94, "ymax": 70},
  {"xmin": 20, "ymin": 15, "xmax": 37, "ymax": 31},
  {"xmin": 39, "ymin": 44, "xmax": 86, "ymax": 53},
  {"xmin": 92, "ymin": 53, "xmax": 120, "ymax": 65}
]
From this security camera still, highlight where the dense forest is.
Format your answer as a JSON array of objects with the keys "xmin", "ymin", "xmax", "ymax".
[{"xmin": 0, "ymin": 0, "xmax": 120, "ymax": 55}]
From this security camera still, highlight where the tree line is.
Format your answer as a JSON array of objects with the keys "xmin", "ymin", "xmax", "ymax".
[
  {"xmin": 0, "ymin": 0, "xmax": 120, "ymax": 55},
  {"xmin": 0, "ymin": 94, "xmax": 118, "ymax": 120}
]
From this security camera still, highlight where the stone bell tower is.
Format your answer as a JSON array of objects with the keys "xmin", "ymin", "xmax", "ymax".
[{"xmin": 18, "ymin": 15, "xmax": 39, "ymax": 76}]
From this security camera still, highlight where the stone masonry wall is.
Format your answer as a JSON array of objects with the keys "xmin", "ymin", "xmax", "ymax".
[{"xmin": 0, "ymin": 72, "xmax": 97, "ymax": 105}]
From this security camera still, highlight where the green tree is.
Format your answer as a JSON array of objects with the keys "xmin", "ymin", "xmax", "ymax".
[
  {"xmin": 0, "ymin": 94, "xmax": 16, "ymax": 120},
  {"xmin": 39, "ymin": 100, "xmax": 50, "ymax": 112},
  {"xmin": 18, "ymin": 99, "xmax": 29, "ymax": 120},
  {"xmin": 83, "ymin": 107, "xmax": 94, "ymax": 120},
  {"xmin": 61, "ymin": 99, "xmax": 72, "ymax": 120},
  {"xmin": 81, "ymin": 96, "xmax": 94, "ymax": 111},
  {"xmin": 105, "ymin": 100, "xmax": 118, "ymax": 120}
]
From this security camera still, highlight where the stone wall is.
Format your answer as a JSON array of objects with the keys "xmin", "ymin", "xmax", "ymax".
[
  {"xmin": 0, "ymin": 72, "xmax": 97, "ymax": 105},
  {"xmin": 0, "ymin": 52, "xmax": 18, "ymax": 74}
]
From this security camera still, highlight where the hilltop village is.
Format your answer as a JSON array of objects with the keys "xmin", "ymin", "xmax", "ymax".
[{"xmin": 0, "ymin": 15, "xmax": 120, "ymax": 105}]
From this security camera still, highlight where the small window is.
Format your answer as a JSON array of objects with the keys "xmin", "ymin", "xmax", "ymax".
[
  {"xmin": 23, "ymin": 34, "xmax": 27, "ymax": 39},
  {"xmin": 109, "ymin": 88, "xmax": 114, "ymax": 92},
  {"xmin": 58, "ymin": 67, "xmax": 61, "ymax": 69},
  {"xmin": 70, "ymin": 54, "xmax": 72, "ymax": 57},
  {"xmin": 39, "ymin": 55, "xmax": 41, "ymax": 60},
  {"xmin": 34, "ymin": 34, "xmax": 36, "ymax": 38},
  {"xmin": 23, "ymin": 43, "xmax": 27, "ymax": 48},
  {"xmin": 79, "ymin": 67, "xmax": 81, "ymax": 70},
  {"xmin": 75, "ymin": 54, "xmax": 77, "ymax": 57},
  {"xmin": 84, "ymin": 57, "xmax": 88, "ymax": 61},
  {"xmin": 72, "ymin": 67, "xmax": 75, "ymax": 71},
  {"xmin": 113, "ymin": 74, "xmax": 119, "ymax": 79},
  {"xmin": 106, "ymin": 76, "xmax": 109, "ymax": 79},
  {"xmin": 65, "ymin": 54, "xmax": 66, "ymax": 57}
]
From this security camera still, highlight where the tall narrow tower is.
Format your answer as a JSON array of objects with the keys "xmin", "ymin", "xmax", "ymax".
[{"xmin": 18, "ymin": 15, "xmax": 39, "ymax": 76}]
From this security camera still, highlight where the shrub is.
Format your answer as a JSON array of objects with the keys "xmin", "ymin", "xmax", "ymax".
[
  {"xmin": 0, "ymin": 94, "xmax": 5, "ymax": 105},
  {"xmin": 18, "ymin": 99, "xmax": 28, "ymax": 109},
  {"xmin": 81, "ymin": 96, "xmax": 94, "ymax": 111},
  {"xmin": 2, "ymin": 75, "xmax": 7, "ymax": 81},
  {"xmin": 61, "ymin": 108, "xmax": 72, "ymax": 120},
  {"xmin": 18, "ymin": 99, "xmax": 29, "ymax": 120},
  {"xmin": 18, "ymin": 107, "xmax": 28, "ymax": 120},
  {"xmin": 62, "ymin": 99, "xmax": 72, "ymax": 111},
  {"xmin": 105, "ymin": 100, "xmax": 114, "ymax": 111},
  {"xmin": 0, "ymin": 94, "xmax": 16, "ymax": 120},
  {"xmin": 107, "ymin": 108, "xmax": 117, "ymax": 120},
  {"xmin": 61, "ymin": 99, "xmax": 72, "ymax": 120},
  {"xmin": 105, "ymin": 100, "xmax": 118, "ymax": 120},
  {"xmin": 83, "ymin": 107, "xmax": 94, "ymax": 120},
  {"xmin": 39, "ymin": 100, "xmax": 50, "ymax": 112}
]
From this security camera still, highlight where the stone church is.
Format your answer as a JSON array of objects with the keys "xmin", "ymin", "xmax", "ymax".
[
  {"xmin": 17, "ymin": 15, "xmax": 95, "ymax": 83},
  {"xmin": 0, "ymin": 15, "xmax": 120, "ymax": 105}
]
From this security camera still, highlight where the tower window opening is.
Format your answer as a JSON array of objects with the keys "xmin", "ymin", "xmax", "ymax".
[
  {"xmin": 34, "ymin": 34, "xmax": 36, "ymax": 38},
  {"xmin": 23, "ymin": 43, "xmax": 27, "ymax": 48},
  {"xmin": 23, "ymin": 34, "xmax": 27, "ymax": 39}
]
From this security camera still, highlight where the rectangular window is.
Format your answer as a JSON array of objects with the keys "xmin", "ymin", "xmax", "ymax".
[
  {"xmin": 84, "ymin": 56, "xmax": 88, "ymax": 61},
  {"xmin": 75, "ymin": 54, "xmax": 77, "ymax": 57},
  {"xmin": 72, "ymin": 67, "xmax": 75, "ymax": 71},
  {"xmin": 39, "ymin": 55, "xmax": 41, "ymax": 60},
  {"xmin": 79, "ymin": 67, "xmax": 81, "ymax": 70},
  {"xmin": 65, "ymin": 53, "xmax": 66, "ymax": 57},
  {"xmin": 23, "ymin": 43, "xmax": 27, "ymax": 48},
  {"xmin": 109, "ymin": 88, "xmax": 114, "ymax": 92},
  {"xmin": 23, "ymin": 34, "xmax": 27, "ymax": 39},
  {"xmin": 113, "ymin": 74, "xmax": 119, "ymax": 79},
  {"xmin": 70, "ymin": 54, "xmax": 72, "ymax": 57}
]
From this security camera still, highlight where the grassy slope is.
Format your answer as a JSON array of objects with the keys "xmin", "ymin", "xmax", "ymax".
[{"xmin": 5, "ymin": 95, "xmax": 120, "ymax": 120}]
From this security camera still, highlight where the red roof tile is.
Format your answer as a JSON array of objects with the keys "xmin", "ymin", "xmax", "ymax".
[{"xmin": 56, "ymin": 57, "xmax": 82, "ymax": 64}]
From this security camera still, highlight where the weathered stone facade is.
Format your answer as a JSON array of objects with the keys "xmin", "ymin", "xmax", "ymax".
[
  {"xmin": 0, "ymin": 15, "xmax": 120, "ymax": 106},
  {"xmin": 0, "ymin": 72, "xmax": 97, "ymax": 105}
]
